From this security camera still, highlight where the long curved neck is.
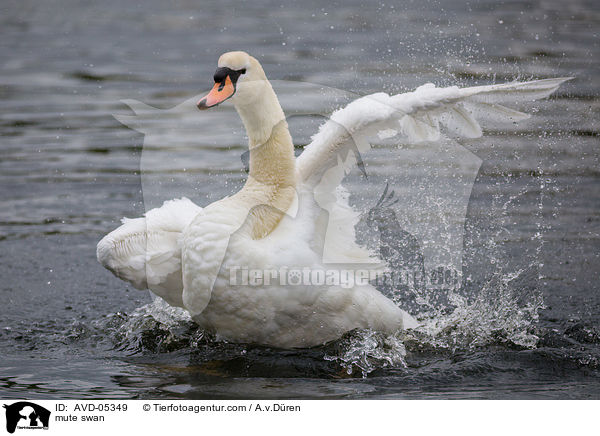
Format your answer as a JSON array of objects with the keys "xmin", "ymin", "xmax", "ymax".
[
  {"xmin": 236, "ymin": 84, "xmax": 287, "ymax": 146},
  {"xmin": 234, "ymin": 84, "xmax": 296, "ymax": 239}
]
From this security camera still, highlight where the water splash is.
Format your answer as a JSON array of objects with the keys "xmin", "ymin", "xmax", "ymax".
[
  {"xmin": 412, "ymin": 270, "xmax": 544, "ymax": 351},
  {"xmin": 91, "ymin": 299, "xmax": 206, "ymax": 354},
  {"xmin": 324, "ymin": 330, "xmax": 407, "ymax": 377},
  {"xmin": 324, "ymin": 269, "xmax": 544, "ymax": 376},
  {"xmin": 64, "ymin": 269, "xmax": 545, "ymax": 378}
]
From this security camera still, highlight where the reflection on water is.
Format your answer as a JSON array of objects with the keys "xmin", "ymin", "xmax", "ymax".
[{"xmin": 1, "ymin": 0, "xmax": 599, "ymax": 399}]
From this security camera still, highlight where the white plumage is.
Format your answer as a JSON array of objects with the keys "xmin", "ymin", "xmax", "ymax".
[
  {"xmin": 97, "ymin": 197, "xmax": 202, "ymax": 308},
  {"xmin": 97, "ymin": 51, "xmax": 570, "ymax": 348}
]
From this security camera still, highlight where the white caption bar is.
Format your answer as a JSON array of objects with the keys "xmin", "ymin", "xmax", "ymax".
[{"xmin": 0, "ymin": 400, "xmax": 597, "ymax": 435}]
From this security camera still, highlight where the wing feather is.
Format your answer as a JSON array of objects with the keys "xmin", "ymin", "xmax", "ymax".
[
  {"xmin": 297, "ymin": 77, "xmax": 572, "ymax": 185},
  {"xmin": 295, "ymin": 77, "xmax": 571, "ymax": 266},
  {"xmin": 97, "ymin": 197, "xmax": 202, "ymax": 307}
]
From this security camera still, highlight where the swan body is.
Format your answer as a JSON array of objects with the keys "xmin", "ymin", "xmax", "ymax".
[{"xmin": 98, "ymin": 51, "xmax": 570, "ymax": 348}]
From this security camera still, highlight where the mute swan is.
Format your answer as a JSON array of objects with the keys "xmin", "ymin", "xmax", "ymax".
[{"xmin": 97, "ymin": 51, "xmax": 570, "ymax": 348}]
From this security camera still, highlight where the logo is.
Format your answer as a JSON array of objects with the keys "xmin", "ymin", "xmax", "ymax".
[
  {"xmin": 3, "ymin": 402, "xmax": 50, "ymax": 434},
  {"xmin": 115, "ymin": 80, "xmax": 480, "ymax": 296}
]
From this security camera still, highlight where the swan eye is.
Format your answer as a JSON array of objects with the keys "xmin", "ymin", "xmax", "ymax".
[{"xmin": 213, "ymin": 67, "xmax": 246, "ymax": 85}]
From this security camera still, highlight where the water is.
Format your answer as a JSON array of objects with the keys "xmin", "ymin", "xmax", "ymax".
[{"xmin": 1, "ymin": 0, "xmax": 599, "ymax": 399}]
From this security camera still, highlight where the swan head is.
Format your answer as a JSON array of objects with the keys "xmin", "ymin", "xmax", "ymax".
[{"xmin": 197, "ymin": 51, "xmax": 269, "ymax": 110}]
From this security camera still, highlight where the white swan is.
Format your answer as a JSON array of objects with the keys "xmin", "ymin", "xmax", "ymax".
[{"xmin": 97, "ymin": 51, "xmax": 570, "ymax": 348}]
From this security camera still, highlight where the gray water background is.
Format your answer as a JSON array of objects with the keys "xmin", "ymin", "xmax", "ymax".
[{"xmin": 1, "ymin": 0, "xmax": 599, "ymax": 399}]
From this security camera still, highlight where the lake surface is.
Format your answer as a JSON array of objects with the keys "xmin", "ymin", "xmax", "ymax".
[{"xmin": 1, "ymin": 0, "xmax": 599, "ymax": 399}]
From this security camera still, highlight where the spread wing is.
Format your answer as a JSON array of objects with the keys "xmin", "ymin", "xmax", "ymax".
[
  {"xmin": 297, "ymin": 78, "xmax": 571, "ymax": 187},
  {"xmin": 296, "ymin": 78, "xmax": 571, "ymax": 266}
]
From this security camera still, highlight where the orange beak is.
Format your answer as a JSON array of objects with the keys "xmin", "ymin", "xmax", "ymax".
[{"xmin": 197, "ymin": 75, "xmax": 235, "ymax": 110}]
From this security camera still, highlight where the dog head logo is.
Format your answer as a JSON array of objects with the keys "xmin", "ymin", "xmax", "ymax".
[
  {"xmin": 114, "ymin": 80, "xmax": 481, "ymax": 291},
  {"xmin": 3, "ymin": 402, "xmax": 50, "ymax": 433}
]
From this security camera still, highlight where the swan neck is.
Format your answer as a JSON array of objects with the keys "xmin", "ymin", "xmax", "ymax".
[
  {"xmin": 236, "ymin": 85, "xmax": 286, "ymax": 146},
  {"xmin": 234, "ymin": 84, "xmax": 296, "ymax": 239}
]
